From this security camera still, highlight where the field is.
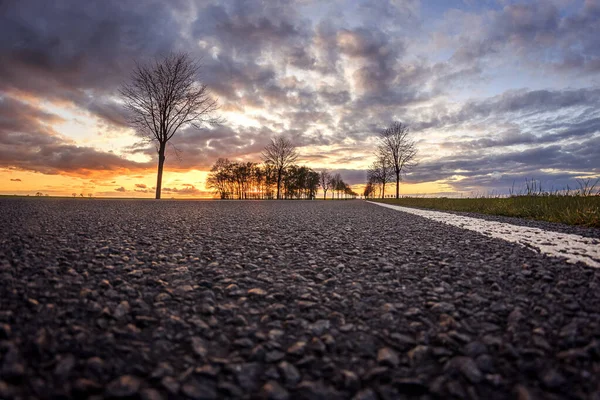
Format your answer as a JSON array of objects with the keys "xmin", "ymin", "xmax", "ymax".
[{"xmin": 373, "ymin": 195, "xmax": 600, "ymax": 227}]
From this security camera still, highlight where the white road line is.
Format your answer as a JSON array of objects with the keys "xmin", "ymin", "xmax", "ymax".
[{"xmin": 368, "ymin": 201, "xmax": 600, "ymax": 268}]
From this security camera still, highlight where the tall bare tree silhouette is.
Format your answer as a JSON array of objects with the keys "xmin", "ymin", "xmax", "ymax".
[
  {"xmin": 120, "ymin": 53, "xmax": 219, "ymax": 199},
  {"xmin": 262, "ymin": 137, "xmax": 298, "ymax": 200},
  {"xmin": 377, "ymin": 122, "xmax": 417, "ymax": 198},
  {"xmin": 320, "ymin": 170, "xmax": 331, "ymax": 200}
]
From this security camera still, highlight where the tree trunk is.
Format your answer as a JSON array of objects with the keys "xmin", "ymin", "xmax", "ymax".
[
  {"xmin": 323, "ymin": 190, "xmax": 326, "ymax": 200},
  {"xmin": 276, "ymin": 171, "xmax": 282, "ymax": 199},
  {"xmin": 155, "ymin": 143, "xmax": 166, "ymax": 200},
  {"xmin": 396, "ymin": 170, "xmax": 400, "ymax": 199}
]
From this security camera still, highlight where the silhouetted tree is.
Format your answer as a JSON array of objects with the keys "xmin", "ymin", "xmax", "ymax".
[
  {"xmin": 377, "ymin": 122, "xmax": 417, "ymax": 198},
  {"xmin": 253, "ymin": 165, "xmax": 265, "ymax": 199},
  {"xmin": 335, "ymin": 177, "xmax": 346, "ymax": 199},
  {"xmin": 328, "ymin": 174, "xmax": 340, "ymax": 200},
  {"xmin": 120, "ymin": 53, "xmax": 219, "ymax": 199},
  {"xmin": 207, "ymin": 158, "xmax": 234, "ymax": 199},
  {"xmin": 72, "ymin": 193, "xmax": 77, "ymax": 198},
  {"xmin": 306, "ymin": 170, "xmax": 320, "ymax": 200},
  {"xmin": 262, "ymin": 137, "xmax": 298, "ymax": 199},
  {"xmin": 344, "ymin": 185, "xmax": 358, "ymax": 199},
  {"xmin": 263, "ymin": 164, "xmax": 277, "ymax": 199},
  {"xmin": 368, "ymin": 154, "xmax": 393, "ymax": 198},
  {"xmin": 363, "ymin": 182, "xmax": 375, "ymax": 198},
  {"xmin": 206, "ymin": 159, "xmax": 321, "ymax": 200},
  {"xmin": 320, "ymin": 170, "xmax": 331, "ymax": 200}
]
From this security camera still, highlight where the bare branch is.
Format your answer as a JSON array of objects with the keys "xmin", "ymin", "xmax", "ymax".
[
  {"xmin": 376, "ymin": 121, "xmax": 418, "ymax": 198},
  {"xmin": 120, "ymin": 52, "xmax": 219, "ymax": 199},
  {"xmin": 261, "ymin": 137, "xmax": 299, "ymax": 199}
]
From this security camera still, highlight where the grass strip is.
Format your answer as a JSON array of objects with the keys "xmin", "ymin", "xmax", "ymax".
[{"xmin": 373, "ymin": 196, "xmax": 600, "ymax": 228}]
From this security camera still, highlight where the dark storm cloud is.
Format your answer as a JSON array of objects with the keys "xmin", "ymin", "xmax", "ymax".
[
  {"xmin": 317, "ymin": 87, "xmax": 350, "ymax": 106},
  {"xmin": 0, "ymin": 141, "xmax": 154, "ymax": 177},
  {"xmin": 0, "ymin": 0, "xmax": 188, "ymax": 96},
  {"xmin": 0, "ymin": 95, "xmax": 64, "ymax": 133},
  {"xmin": 286, "ymin": 46, "xmax": 317, "ymax": 69},
  {"xmin": 0, "ymin": 95, "xmax": 153, "ymax": 176},
  {"xmin": 451, "ymin": 1, "xmax": 600, "ymax": 73},
  {"xmin": 411, "ymin": 87, "xmax": 600, "ymax": 135},
  {"xmin": 420, "ymin": 144, "xmax": 595, "ymax": 182},
  {"xmin": 191, "ymin": 1, "xmax": 306, "ymax": 55},
  {"xmin": 85, "ymin": 98, "xmax": 131, "ymax": 128},
  {"xmin": 200, "ymin": 54, "xmax": 279, "ymax": 101},
  {"xmin": 409, "ymin": 135, "xmax": 600, "ymax": 193},
  {"xmin": 458, "ymin": 88, "xmax": 600, "ymax": 120},
  {"xmin": 457, "ymin": 117, "xmax": 600, "ymax": 151}
]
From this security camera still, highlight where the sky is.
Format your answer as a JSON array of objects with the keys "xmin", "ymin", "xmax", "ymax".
[{"xmin": 0, "ymin": 0, "xmax": 599, "ymax": 198}]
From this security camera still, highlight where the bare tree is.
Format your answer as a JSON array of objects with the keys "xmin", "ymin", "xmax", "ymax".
[
  {"xmin": 363, "ymin": 182, "xmax": 375, "ymax": 198},
  {"xmin": 328, "ymin": 173, "xmax": 341, "ymax": 200},
  {"xmin": 328, "ymin": 173, "xmax": 347, "ymax": 200},
  {"xmin": 261, "ymin": 137, "xmax": 298, "ymax": 199},
  {"xmin": 377, "ymin": 122, "xmax": 417, "ymax": 198},
  {"xmin": 120, "ymin": 53, "xmax": 219, "ymax": 199},
  {"xmin": 320, "ymin": 170, "xmax": 331, "ymax": 200},
  {"xmin": 367, "ymin": 154, "xmax": 393, "ymax": 198}
]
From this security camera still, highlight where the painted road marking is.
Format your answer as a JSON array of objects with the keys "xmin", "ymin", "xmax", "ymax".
[{"xmin": 368, "ymin": 201, "xmax": 600, "ymax": 268}]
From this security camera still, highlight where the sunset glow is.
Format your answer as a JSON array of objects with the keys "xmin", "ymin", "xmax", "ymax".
[{"xmin": 1, "ymin": 0, "xmax": 598, "ymax": 198}]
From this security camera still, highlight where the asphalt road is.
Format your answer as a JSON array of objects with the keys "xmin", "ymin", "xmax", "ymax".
[{"xmin": 1, "ymin": 199, "xmax": 599, "ymax": 400}]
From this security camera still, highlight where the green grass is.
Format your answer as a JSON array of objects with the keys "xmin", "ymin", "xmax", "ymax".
[{"xmin": 372, "ymin": 195, "xmax": 600, "ymax": 228}]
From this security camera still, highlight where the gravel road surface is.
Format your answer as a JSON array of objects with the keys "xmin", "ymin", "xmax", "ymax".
[
  {"xmin": 369, "ymin": 202, "xmax": 600, "ymax": 268},
  {"xmin": 1, "ymin": 199, "xmax": 599, "ymax": 400}
]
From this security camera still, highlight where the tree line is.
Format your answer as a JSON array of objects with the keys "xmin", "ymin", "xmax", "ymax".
[
  {"xmin": 119, "ymin": 52, "xmax": 416, "ymax": 200},
  {"xmin": 206, "ymin": 138, "xmax": 358, "ymax": 200}
]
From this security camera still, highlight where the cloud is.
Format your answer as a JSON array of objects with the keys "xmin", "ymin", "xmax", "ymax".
[
  {"xmin": 0, "ymin": 95, "xmax": 154, "ymax": 177},
  {"xmin": 409, "ymin": 136, "xmax": 600, "ymax": 193},
  {"xmin": 0, "ymin": 0, "xmax": 188, "ymax": 97},
  {"xmin": 1, "ymin": 0, "xmax": 599, "ymax": 196},
  {"xmin": 329, "ymin": 169, "xmax": 368, "ymax": 186},
  {"xmin": 450, "ymin": 1, "xmax": 600, "ymax": 73},
  {"xmin": 10, "ymin": 178, "xmax": 21, "ymax": 181},
  {"xmin": 114, "ymin": 186, "xmax": 126, "ymax": 192},
  {"xmin": 162, "ymin": 184, "xmax": 203, "ymax": 196},
  {"xmin": 134, "ymin": 183, "xmax": 150, "ymax": 193}
]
